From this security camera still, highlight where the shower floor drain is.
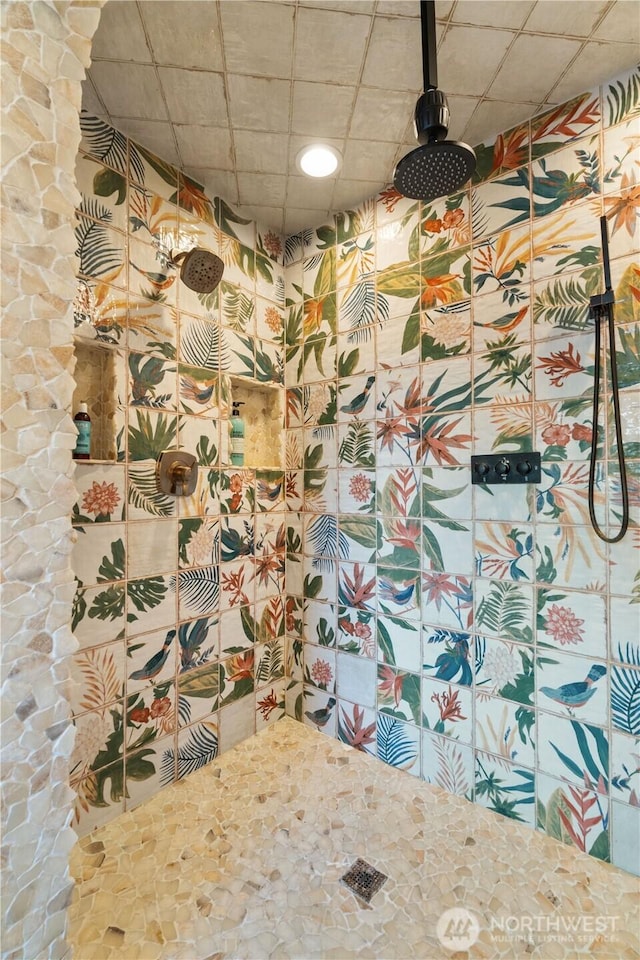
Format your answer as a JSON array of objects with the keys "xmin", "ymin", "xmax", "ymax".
[{"xmin": 340, "ymin": 859, "xmax": 388, "ymax": 903}]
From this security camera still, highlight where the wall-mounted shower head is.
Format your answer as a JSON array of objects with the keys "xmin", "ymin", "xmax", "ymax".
[
  {"xmin": 393, "ymin": 1, "xmax": 476, "ymax": 201},
  {"xmin": 171, "ymin": 247, "xmax": 224, "ymax": 294}
]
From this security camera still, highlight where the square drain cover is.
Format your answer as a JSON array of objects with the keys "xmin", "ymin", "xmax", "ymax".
[{"xmin": 340, "ymin": 859, "xmax": 388, "ymax": 903}]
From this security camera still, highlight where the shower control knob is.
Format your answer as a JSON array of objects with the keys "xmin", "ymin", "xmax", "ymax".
[
  {"xmin": 475, "ymin": 462, "xmax": 490, "ymax": 478},
  {"xmin": 495, "ymin": 458, "xmax": 510, "ymax": 479},
  {"xmin": 516, "ymin": 460, "xmax": 532, "ymax": 476}
]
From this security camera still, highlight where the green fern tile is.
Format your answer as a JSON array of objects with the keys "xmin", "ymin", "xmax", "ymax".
[
  {"xmin": 71, "ymin": 643, "xmax": 126, "ymax": 715},
  {"xmin": 80, "ymin": 114, "xmax": 129, "ymax": 179},
  {"xmin": 337, "ymin": 277, "xmax": 378, "ymax": 335},
  {"xmin": 179, "ymin": 314, "xmax": 222, "ymax": 375},
  {"xmin": 128, "ymin": 137, "xmax": 179, "ymax": 199},
  {"xmin": 603, "ymin": 64, "xmax": 640, "ymax": 128},
  {"xmin": 76, "ymin": 213, "xmax": 127, "ymax": 289},
  {"xmin": 422, "ymin": 731, "xmax": 473, "ymax": 798},
  {"xmin": 376, "ymin": 713, "xmax": 420, "ymax": 776},
  {"xmin": 610, "ymin": 664, "xmax": 640, "ymax": 735},
  {"xmin": 220, "ymin": 280, "xmax": 255, "ymax": 336},
  {"xmin": 474, "ymin": 578, "xmax": 533, "ymax": 644},
  {"xmin": 177, "ymin": 664, "xmax": 220, "ymax": 724},
  {"xmin": 475, "ymin": 751, "xmax": 535, "ymax": 827},
  {"xmin": 532, "ymin": 267, "xmax": 601, "ymax": 342},
  {"xmin": 178, "ymin": 564, "xmax": 220, "ymax": 621},
  {"xmin": 127, "ymin": 459, "xmax": 176, "ymax": 519},
  {"xmin": 337, "ymin": 419, "xmax": 376, "ymax": 468},
  {"xmin": 127, "ymin": 409, "xmax": 178, "ymax": 461},
  {"xmin": 76, "ymin": 151, "xmax": 128, "ymax": 233},
  {"xmin": 175, "ymin": 720, "xmax": 219, "ymax": 781}
]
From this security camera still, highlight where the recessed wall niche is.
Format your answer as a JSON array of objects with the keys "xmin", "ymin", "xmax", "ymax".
[
  {"xmin": 226, "ymin": 375, "xmax": 284, "ymax": 469},
  {"xmin": 72, "ymin": 337, "xmax": 120, "ymax": 461}
]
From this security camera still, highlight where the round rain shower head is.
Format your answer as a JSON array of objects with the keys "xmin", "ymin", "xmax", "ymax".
[
  {"xmin": 393, "ymin": 141, "xmax": 476, "ymax": 202},
  {"xmin": 173, "ymin": 247, "xmax": 224, "ymax": 294}
]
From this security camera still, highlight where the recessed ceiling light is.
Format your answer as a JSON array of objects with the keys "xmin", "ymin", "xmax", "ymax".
[{"xmin": 297, "ymin": 144, "xmax": 341, "ymax": 178}]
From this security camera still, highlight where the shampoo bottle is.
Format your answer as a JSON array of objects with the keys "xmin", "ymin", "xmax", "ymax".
[
  {"xmin": 73, "ymin": 402, "xmax": 92, "ymax": 460},
  {"xmin": 230, "ymin": 401, "xmax": 245, "ymax": 466}
]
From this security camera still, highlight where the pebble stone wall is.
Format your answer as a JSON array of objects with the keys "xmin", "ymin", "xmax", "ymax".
[{"xmin": 1, "ymin": 3, "xmax": 103, "ymax": 958}]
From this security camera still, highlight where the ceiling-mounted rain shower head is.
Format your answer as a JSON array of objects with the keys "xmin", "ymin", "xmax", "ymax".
[
  {"xmin": 171, "ymin": 247, "xmax": 224, "ymax": 294},
  {"xmin": 393, "ymin": 1, "xmax": 476, "ymax": 201}
]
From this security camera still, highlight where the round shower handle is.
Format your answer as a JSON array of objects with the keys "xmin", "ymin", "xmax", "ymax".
[
  {"xmin": 516, "ymin": 459, "xmax": 532, "ymax": 476},
  {"xmin": 495, "ymin": 458, "xmax": 511, "ymax": 479}
]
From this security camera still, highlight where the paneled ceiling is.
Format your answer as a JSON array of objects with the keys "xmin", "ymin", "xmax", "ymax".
[{"xmin": 83, "ymin": 0, "xmax": 639, "ymax": 234}]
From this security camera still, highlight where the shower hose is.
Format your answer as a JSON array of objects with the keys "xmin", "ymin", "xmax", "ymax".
[{"xmin": 588, "ymin": 215, "xmax": 629, "ymax": 543}]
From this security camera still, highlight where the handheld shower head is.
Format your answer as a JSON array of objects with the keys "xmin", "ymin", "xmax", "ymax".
[
  {"xmin": 172, "ymin": 247, "xmax": 224, "ymax": 294},
  {"xmin": 393, "ymin": 1, "xmax": 476, "ymax": 201}
]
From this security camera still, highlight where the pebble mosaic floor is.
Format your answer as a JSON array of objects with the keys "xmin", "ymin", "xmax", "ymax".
[{"xmin": 69, "ymin": 718, "xmax": 640, "ymax": 960}]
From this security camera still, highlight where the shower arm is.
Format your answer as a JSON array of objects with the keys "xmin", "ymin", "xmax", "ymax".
[{"xmin": 420, "ymin": 0, "xmax": 438, "ymax": 91}]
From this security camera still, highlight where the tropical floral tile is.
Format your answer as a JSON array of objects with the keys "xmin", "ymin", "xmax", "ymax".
[
  {"xmin": 475, "ymin": 751, "xmax": 535, "ymax": 826},
  {"xmin": 473, "ymin": 401, "xmax": 533, "ymax": 454},
  {"xmin": 219, "ymin": 648, "xmax": 254, "ymax": 707},
  {"xmin": 177, "ymin": 663, "xmax": 219, "ymax": 726},
  {"xmin": 422, "ymin": 730, "xmax": 473, "ymax": 798},
  {"xmin": 176, "ymin": 615, "xmax": 219, "ymax": 673},
  {"xmin": 530, "ymin": 89, "xmax": 601, "ymax": 161},
  {"xmin": 475, "ymin": 636, "xmax": 534, "ymax": 706},
  {"xmin": 339, "ymin": 468, "xmax": 376, "ymax": 514},
  {"xmin": 173, "ymin": 719, "xmax": 219, "ymax": 780},
  {"xmin": 219, "ymin": 469, "xmax": 255, "ymax": 514},
  {"xmin": 474, "ymin": 578, "xmax": 533, "ymax": 644},
  {"xmin": 72, "ymin": 758, "xmax": 124, "ymax": 839},
  {"xmin": 377, "ymin": 567, "xmax": 420, "ymax": 620},
  {"xmin": 377, "ymin": 312, "xmax": 420, "ymax": 369},
  {"xmin": 124, "ymin": 732, "xmax": 176, "ymax": 812},
  {"xmin": 611, "ymin": 732, "xmax": 640, "ymax": 806},
  {"xmin": 73, "ymin": 464, "xmax": 126, "ymax": 524},
  {"xmin": 255, "ymin": 514, "xmax": 285, "ymax": 558},
  {"xmin": 609, "ymin": 532, "xmax": 640, "ymax": 597},
  {"xmin": 336, "ymin": 231, "xmax": 374, "ymax": 292},
  {"xmin": 127, "ymin": 408, "xmax": 178, "ymax": 462},
  {"xmin": 301, "ymin": 687, "xmax": 337, "ymax": 738},
  {"xmin": 610, "ymin": 663, "xmax": 640, "ymax": 736},
  {"xmin": 422, "ymin": 677, "xmax": 472, "ymax": 742},
  {"xmin": 471, "ymin": 169, "xmax": 531, "ymax": 240},
  {"xmin": 72, "ymin": 523, "xmax": 126, "ymax": 588},
  {"xmin": 377, "ymin": 664, "xmax": 422, "ymax": 726},
  {"xmin": 609, "ymin": 597, "xmax": 640, "ymax": 663},
  {"xmin": 302, "ymin": 332, "xmax": 337, "ymax": 385},
  {"xmin": 177, "ymin": 467, "xmax": 219, "ymax": 519},
  {"xmin": 337, "ymin": 328, "xmax": 375, "ymax": 377},
  {"xmin": 422, "ymin": 301, "xmax": 471, "ymax": 363},
  {"xmin": 127, "ymin": 574, "xmax": 176, "ymax": 638},
  {"xmin": 128, "ymin": 234, "xmax": 177, "ymax": 306},
  {"xmin": 376, "ymin": 217, "xmax": 418, "ymax": 272},
  {"xmin": 473, "ymin": 285, "xmax": 530, "ymax": 354},
  {"xmin": 126, "ymin": 627, "xmax": 177, "ymax": 696},
  {"xmin": 255, "ymin": 679, "xmax": 286, "ymax": 731},
  {"xmin": 71, "ymin": 643, "xmax": 125, "ymax": 715},
  {"xmin": 255, "ymin": 637, "xmax": 285, "ymax": 690},
  {"xmin": 474, "ymin": 339, "xmax": 532, "ymax": 404},
  {"xmin": 536, "ymin": 523, "xmax": 607, "ymax": 591},
  {"xmin": 75, "ymin": 211, "xmax": 127, "ymax": 290},
  {"xmin": 537, "ymin": 587, "xmax": 606, "ymax": 657},
  {"xmin": 180, "ymin": 517, "xmax": 220, "ymax": 568},
  {"xmin": 421, "ymin": 572, "xmax": 473, "ymax": 631},
  {"xmin": 128, "ymin": 296, "xmax": 177, "ymax": 357},
  {"xmin": 303, "ymin": 644, "xmax": 336, "ymax": 693},
  {"xmin": 476, "ymin": 695, "xmax": 535, "ymax": 768},
  {"xmin": 537, "ymin": 651, "xmax": 608, "ymax": 726},
  {"xmin": 377, "ymin": 614, "xmax": 421, "ymax": 672},
  {"xmin": 219, "ymin": 558, "xmax": 254, "ymax": 612},
  {"xmin": 534, "ymin": 398, "xmax": 598, "ymax": 463},
  {"xmin": 337, "ymin": 700, "xmax": 377, "ymax": 755},
  {"xmin": 125, "ymin": 681, "xmax": 176, "ymax": 746},
  {"xmin": 422, "ymin": 628, "xmax": 473, "ymax": 687},
  {"xmin": 420, "ymin": 191, "xmax": 471, "ymax": 258},
  {"xmin": 474, "ymin": 522, "xmax": 534, "ymax": 581},
  {"xmin": 337, "ymin": 419, "xmax": 376, "ymax": 469},
  {"xmin": 534, "ymin": 330, "xmax": 595, "ymax": 401},
  {"xmin": 537, "ymin": 770, "xmax": 609, "ymax": 861},
  {"xmin": 472, "ymin": 119, "xmax": 530, "ymax": 185},
  {"xmin": 375, "ymin": 187, "xmax": 416, "ymax": 227},
  {"xmin": 530, "ymin": 201, "xmax": 602, "ymax": 282},
  {"xmin": 337, "ymin": 606, "xmax": 375, "ymax": 658},
  {"xmin": 72, "ymin": 579, "xmax": 126, "ymax": 652},
  {"xmin": 76, "ymin": 151, "xmax": 128, "ymax": 234},
  {"xmin": 472, "ymin": 223, "xmax": 532, "ymax": 297},
  {"xmin": 537, "ymin": 713, "xmax": 608, "ymax": 789},
  {"xmin": 376, "ymin": 713, "xmax": 420, "ymax": 777},
  {"xmin": 338, "ymin": 515, "xmax": 376, "ymax": 565}
]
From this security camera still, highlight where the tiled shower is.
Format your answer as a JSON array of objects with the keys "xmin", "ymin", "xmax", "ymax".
[{"xmin": 70, "ymin": 62, "xmax": 639, "ymax": 877}]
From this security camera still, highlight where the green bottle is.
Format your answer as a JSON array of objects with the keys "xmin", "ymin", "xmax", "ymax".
[
  {"xmin": 73, "ymin": 402, "xmax": 91, "ymax": 460},
  {"xmin": 230, "ymin": 401, "xmax": 245, "ymax": 466}
]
